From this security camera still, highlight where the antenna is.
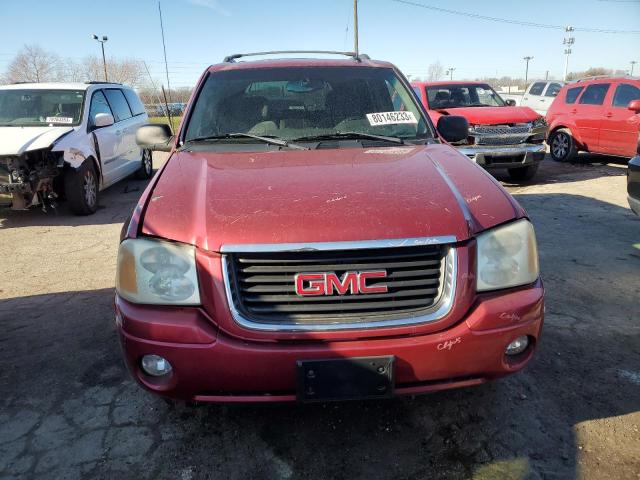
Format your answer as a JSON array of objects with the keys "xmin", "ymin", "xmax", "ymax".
[{"xmin": 158, "ymin": 1, "xmax": 173, "ymax": 106}]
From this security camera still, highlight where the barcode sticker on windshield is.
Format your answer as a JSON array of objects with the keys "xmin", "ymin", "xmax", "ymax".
[
  {"xmin": 45, "ymin": 116, "xmax": 74, "ymax": 124},
  {"xmin": 366, "ymin": 111, "xmax": 417, "ymax": 126}
]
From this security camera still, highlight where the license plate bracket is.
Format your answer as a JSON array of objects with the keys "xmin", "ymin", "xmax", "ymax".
[{"xmin": 297, "ymin": 356, "xmax": 394, "ymax": 402}]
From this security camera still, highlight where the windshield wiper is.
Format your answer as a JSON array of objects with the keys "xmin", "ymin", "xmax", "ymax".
[
  {"xmin": 294, "ymin": 132, "xmax": 405, "ymax": 145},
  {"xmin": 186, "ymin": 133, "xmax": 308, "ymax": 150}
]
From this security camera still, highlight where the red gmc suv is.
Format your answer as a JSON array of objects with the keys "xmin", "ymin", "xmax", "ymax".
[
  {"xmin": 546, "ymin": 77, "xmax": 640, "ymax": 161},
  {"xmin": 116, "ymin": 52, "xmax": 544, "ymax": 403},
  {"xmin": 412, "ymin": 81, "xmax": 547, "ymax": 181}
]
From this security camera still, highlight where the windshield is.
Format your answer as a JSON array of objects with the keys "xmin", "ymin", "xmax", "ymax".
[
  {"xmin": 184, "ymin": 67, "xmax": 432, "ymax": 144},
  {"xmin": 0, "ymin": 89, "xmax": 85, "ymax": 126},
  {"xmin": 426, "ymin": 84, "xmax": 505, "ymax": 109}
]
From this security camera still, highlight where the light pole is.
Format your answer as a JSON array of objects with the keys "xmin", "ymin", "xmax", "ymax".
[
  {"xmin": 523, "ymin": 56, "xmax": 533, "ymax": 85},
  {"xmin": 631, "ymin": 61, "xmax": 637, "ymax": 76},
  {"xmin": 446, "ymin": 67, "xmax": 455, "ymax": 80},
  {"xmin": 91, "ymin": 34, "xmax": 108, "ymax": 82},
  {"xmin": 563, "ymin": 26, "xmax": 575, "ymax": 81}
]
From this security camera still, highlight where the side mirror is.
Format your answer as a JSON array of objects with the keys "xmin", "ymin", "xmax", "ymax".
[
  {"xmin": 628, "ymin": 99, "xmax": 640, "ymax": 113},
  {"xmin": 94, "ymin": 112, "xmax": 114, "ymax": 128},
  {"xmin": 136, "ymin": 124, "xmax": 174, "ymax": 152},
  {"xmin": 437, "ymin": 115, "xmax": 469, "ymax": 143},
  {"xmin": 505, "ymin": 99, "xmax": 517, "ymax": 106}
]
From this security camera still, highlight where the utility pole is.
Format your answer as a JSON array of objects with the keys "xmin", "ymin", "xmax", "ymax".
[
  {"xmin": 523, "ymin": 56, "xmax": 533, "ymax": 85},
  {"xmin": 158, "ymin": 1, "xmax": 173, "ymax": 107},
  {"xmin": 91, "ymin": 35, "xmax": 108, "ymax": 82},
  {"xmin": 631, "ymin": 61, "xmax": 637, "ymax": 76},
  {"xmin": 545, "ymin": 70, "xmax": 549, "ymax": 80},
  {"xmin": 353, "ymin": 0, "xmax": 359, "ymax": 56},
  {"xmin": 563, "ymin": 26, "xmax": 575, "ymax": 81}
]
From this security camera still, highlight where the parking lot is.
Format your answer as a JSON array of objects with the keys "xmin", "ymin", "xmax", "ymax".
[{"xmin": 0, "ymin": 154, "xmax": 638, "ymax": 480}]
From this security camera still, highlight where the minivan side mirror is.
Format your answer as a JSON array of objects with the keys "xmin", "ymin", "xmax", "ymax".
[
  {"xmin": 94, "ymin": 112, "xmax": 114, "ymax": 128},
  {"xmin": 505, "ymin": 99, "xmax": 517, "ymax": 106},
  {"xmin": 437, "ymin": 115, "xmax": 469, "ymax": 143},
  {"xmin": 628, "ymin": 99, "xmax": 640, "ymax": 113},
  {"xmin": 136, "ymin": 124, "xmax": 174, "ymax": 152}
]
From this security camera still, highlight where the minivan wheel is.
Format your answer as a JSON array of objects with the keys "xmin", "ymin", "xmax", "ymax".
[
  {"xmin": 549, "ymin": 128, "xmax": 578, "ymax": 162},
  {"xmin": 65, "ymin": 161, "xmax": 99, "ymax": 215},
  {"xmin": 135, "ymin": 149, "xmax": 153, "ymax": 179},
  {"xmin": 508, "ymin": 163, "xmax": 539, "ymax": 182}
]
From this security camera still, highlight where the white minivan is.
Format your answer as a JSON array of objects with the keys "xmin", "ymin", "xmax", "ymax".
[
  {"xmin": 0, "ymin": 82, "xmax": 152, "ymax": 214},
  {"xmin": 520, "ymin": 80, "xmax": 565, "ymax": 115}
]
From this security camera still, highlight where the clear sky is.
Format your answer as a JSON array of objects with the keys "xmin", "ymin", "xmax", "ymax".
[{"xmin": 1, "ymin": 0, "xmax": 639, "ymax": 87}]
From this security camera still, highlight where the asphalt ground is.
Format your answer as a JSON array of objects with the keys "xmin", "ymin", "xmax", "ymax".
[{"xmin": 1, "ymin": 153, "xmax": 638, "ymax": 480}]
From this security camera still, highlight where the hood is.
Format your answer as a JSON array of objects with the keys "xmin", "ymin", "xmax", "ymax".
[
  {"xmin": 141, "ymin": 144, "xmax": 522, "ymax": 252},
  {"xmin": 436, "ymin": 106, "xmax": 540, "ymax": 125},
  {"xmin": 0, "ymin": 126, "xmax": 74, "ymax": 155}
]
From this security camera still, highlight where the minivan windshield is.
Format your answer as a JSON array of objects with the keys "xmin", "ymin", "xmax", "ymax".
[
  {"xmin": 426, "ymin": 84, "xmax": 506, "ymax": 109},
  {"xmin": 0, "ymin": 89, "xmax": 85, "ymax": 126},
  {"xmin": 184, "ymin": 66, "xmax": 432, "ymax": 144}
]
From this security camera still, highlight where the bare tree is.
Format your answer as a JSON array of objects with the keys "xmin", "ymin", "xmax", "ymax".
[
  {"xmin": 58, "ymin": 59, "xmax": 85, "ymax": 83},
  {"xmin": 427, "ymin": 61, "xmax": 444, "ymax": 81},
  {"xmin": 5, "ymin": 45, "xmax": 60, "ymax": 83},
  {"xmin": 80, "ymin": 56, "xmax": 146, "ymax": 87}
]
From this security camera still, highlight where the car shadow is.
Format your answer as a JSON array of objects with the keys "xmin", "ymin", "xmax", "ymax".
[
  {"xmin": 492, "ymin": 154, "xmax": 628, "ymax": 188},
  {"xmin": 1, "ymin": 193, "xmax": 638, "ymax": 478}
]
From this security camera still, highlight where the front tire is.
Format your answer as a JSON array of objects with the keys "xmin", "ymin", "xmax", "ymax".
[
  {"xmin": 135, "ymin": 149, "xmax": 153, "ymax": 180},
  {"xmin": 549, "ymin": 128, "xmax": 578, "ymax": 162},
  {"xmin": 508, "ymin": 163, "xmax": 539, "ymax": 182},
  {"xmin": 65, "ymin": 161, "xmax": 98, "ymax": 215}
]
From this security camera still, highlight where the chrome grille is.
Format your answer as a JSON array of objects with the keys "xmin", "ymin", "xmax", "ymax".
[
  {"xmin": 473, "ymin": 123, "xmax": 532, "ymax": 145},
  {"xmin": 223, "ymin": 243, "xmax": 456, "ymax": 330}
]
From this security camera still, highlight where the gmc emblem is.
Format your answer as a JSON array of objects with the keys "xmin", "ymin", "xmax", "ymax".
[{"xmin": 294, "ymin": 271, "xmax": 388, "ymax": 296}]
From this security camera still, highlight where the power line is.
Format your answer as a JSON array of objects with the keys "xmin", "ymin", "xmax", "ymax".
[{"xmin": 390, "ymin": 0, "xmax": 640, "ymax": 34}]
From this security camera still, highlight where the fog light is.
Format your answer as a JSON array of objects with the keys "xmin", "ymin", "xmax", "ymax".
[
  {"xmin": 505, "ymin": 336, "xmax": 529, "ymax": 356},
  {"xmin": 141, "ymin": 355, "xmax": 172, "ymax": 376}
]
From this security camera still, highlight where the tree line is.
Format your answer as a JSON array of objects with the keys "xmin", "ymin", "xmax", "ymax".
[
  {"xmin": 413, "ymin": 61, "xmax": 629, "ymax": 88},
  {"xmin": 0, "ymin": 44, "xmax": 194, "ymax": 108}
]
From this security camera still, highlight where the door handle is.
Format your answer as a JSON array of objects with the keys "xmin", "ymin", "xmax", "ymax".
[
  {"xmin": 605, "ymin": 112, "xmax": 613, "ymax": 118},
  {"xmin": 570, "ymin": 109, "xmax": 577, "ymax": 114},
  {"xmin": 540, "ymin": 99, "xmax": 546, "ymax": 102},
  {"xmin": 115, "ymin": 130, "xmax": 122, "ymax": 135}
]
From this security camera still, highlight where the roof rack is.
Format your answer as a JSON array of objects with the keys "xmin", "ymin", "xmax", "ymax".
[
  {"xmin": 84, "ymin": 81, "xmax": 123, "ymax": 85},
  {"xmin": 223, "ymin": 50, "xmax": 370, "ymax": 63},
  {"xmin": 575, "ymin": 74, "xmax": 637, "ymax": 82}
]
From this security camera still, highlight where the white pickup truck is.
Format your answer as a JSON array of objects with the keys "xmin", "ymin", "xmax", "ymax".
[{"xmin": 501, "ymin": 81, "xmax": 565, "ymax": 115}]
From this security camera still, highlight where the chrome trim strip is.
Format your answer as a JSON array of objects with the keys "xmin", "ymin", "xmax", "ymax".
[
  {"xmin": 458, "ymin": 143, "xmax": 546, "ymax": 157},
  {"xmin": 220, "ymin": 236, "xmax": 457, "ymax": 253},
  {"xmin": 221, "ymin": 246, "xmax": 458, "ymax": 332}
]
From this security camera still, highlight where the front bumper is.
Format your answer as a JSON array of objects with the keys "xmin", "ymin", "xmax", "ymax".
[
  {"xmin": 458, "ymin": 143, "xmax": 546, "ymax": 169},
  {"xmin": 116, "ymin": 280, "xmax": 544, "ymax": 402}
]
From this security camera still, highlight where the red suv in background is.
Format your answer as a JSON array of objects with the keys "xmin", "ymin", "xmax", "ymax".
[{"xmin": 546, "ymin": 77, "xmax": 640, "ymax": 161}]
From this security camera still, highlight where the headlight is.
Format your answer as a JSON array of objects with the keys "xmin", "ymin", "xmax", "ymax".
[
  {"xmin": 531, "ymin": 117, "xmax": 547, "ymax": 128},
  {"xmin": 476, "ymin": 219, "xmax": 539, "ymax": 292},
  {"xmin": 116, "ymin": 238, "xmax": 201, "ymax": 305}
]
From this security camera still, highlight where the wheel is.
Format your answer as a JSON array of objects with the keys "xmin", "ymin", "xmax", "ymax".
[
  {"xmin": 65, "ymin": 161, "xmax": 98, "ymax": 215},
  {"xmin": 508, "ymin": 163, "xmax": 539, "ymax": 181},
  {"xmin": 135, "ymin": 149, "xmax": 153, "ymax": 179},
  {"xmin": 549, "ymin": 128, "xmax": 578, "ymax": 162}
]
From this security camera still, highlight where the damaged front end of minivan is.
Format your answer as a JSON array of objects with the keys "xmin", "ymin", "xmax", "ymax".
[
  {"xmin": 0, "ymin": 133, "xmax": 94, "ymax": 212},
  {"xmin": 0, "ymin": 148, "xmax": 66, "ymax": 210}
]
